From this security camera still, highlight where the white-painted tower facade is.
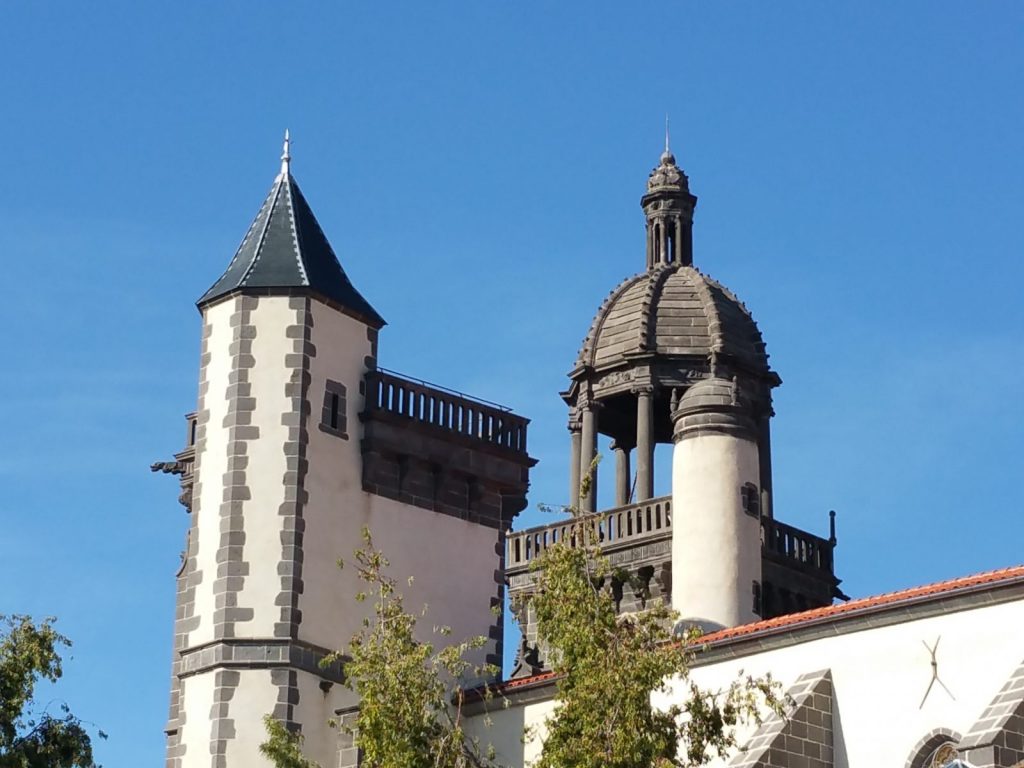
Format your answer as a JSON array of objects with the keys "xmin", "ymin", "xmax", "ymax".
[{"xmin": 159, "ymin": 136, "xmax": 534, "ymax": 767}]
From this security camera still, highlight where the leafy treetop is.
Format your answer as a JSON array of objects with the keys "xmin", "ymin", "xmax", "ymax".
[{"xmin": 0, "ymin": 615, "xmax": 103, "ymax": 768}]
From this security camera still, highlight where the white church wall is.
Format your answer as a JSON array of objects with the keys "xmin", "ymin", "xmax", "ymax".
[
  {"xmin": 472, "ymin": 596, "xmax": 1024, "ymax": 767},
  {"xmin": 464, "ymin": 693, "xmax": 555, "ymax": 768},
  {"xmin": 295, "ymin": 298, "xmax": 372, "ymax": 652},
  {"xmin": 367, "ymin": 494, "xmax": 503, "ymax": 668},
  {"xmin": 294, "ymin": 671, "xmax": 349, "ymax": 768},
  {"xmin": 664, "ymin": 597, "xmax": 1024, "ymax": 768},
  {"xmin": 299, "ymin": 298, "xmax": 503, "ymax": 664}
]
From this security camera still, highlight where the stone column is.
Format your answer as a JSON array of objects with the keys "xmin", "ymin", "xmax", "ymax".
[
  {"xmin": 659, "ymin": 220, "xmax": 669, "ymax": 265},
  {"xmin": 579, "ymin": 404, "xmax": 598, "ymax": 513},
  {"xmin": 674, "ymin": 219, "xmax": 684, "ymax": 264},
  {"xmin": 635, "ymin": 388, "xmax": 654, "ymax": 501},
  {"xmin": 569, "ymin": 420, "xmax": 582, "ymax": 508},
  {"xmin": 612, "ymin": 441, "xmax": 631, "ymax": 507}
]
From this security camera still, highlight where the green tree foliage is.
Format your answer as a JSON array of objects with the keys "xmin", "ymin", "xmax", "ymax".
[
  {"xmin": 260, "ymin": 480, "xmax": 780, "ymax": 768},
  {"xmin": 258, "ymin": 715, "xmax": 318, "ymax": 768},
  {"xmin": 528, "ymin": 505, "xmax": 781, "ymax": 768},
  {"xmin": 337, "ymin": 528, "xmax": 498, "ymax": 768},
  {"xmin": 0, "ymin": 615, "xmax": 102, "ymax": 768}
]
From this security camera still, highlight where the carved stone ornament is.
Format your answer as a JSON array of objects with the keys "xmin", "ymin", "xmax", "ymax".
[
  {"xmin": 594, "ymin": 368, "xmax": 635, "ymax": 394},
  {"xmin": 151, "ymin": 460, "xmax": 185, "ymax": 476}
]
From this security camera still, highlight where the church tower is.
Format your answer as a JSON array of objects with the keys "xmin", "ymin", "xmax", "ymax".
[
  {"xmin": 503, "ymin": 140, "xmax": 842, "ymax": 664},
  {"xmin": 560, "ymin": 140, "xmax": 780, "ymax": 630},
  {"xmin": 159, "ymin": 135, "xmax": 533, "ymax": 767}
]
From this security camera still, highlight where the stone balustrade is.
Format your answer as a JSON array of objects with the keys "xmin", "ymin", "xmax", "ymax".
[
  {"xmin": 761, "ymin": 517, "xmax": 834, "ymax": 575},
  {"xmin": 364, "ymin": 368, "xmax": 528, "ymax": 455},
  {"xmin": 506, "ymin": 499, "xmax": 835, "ymax": 583},
  {"xmin": 506, "ymin": 496, "xmax": 673, "ymax": 572}
]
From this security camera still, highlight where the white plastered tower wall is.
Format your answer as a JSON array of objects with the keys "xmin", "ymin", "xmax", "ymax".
[
  {"xmin": 164, "ymin": 140, "xmax": 528, "ymax": 768},
  {"xmin": 299, "ymin": 299, "xmax": 504, "ymax": 672},
  {"xmin": 671, "ymin": 377, "xmax": 762, "ymax": 630},
  {"xmin": 168, "ymin": 292, "xmax": 507, "ymax": 768},
  {"xmin": 167, "ymin": 293, "xmax": 356, "ymax": 768}
]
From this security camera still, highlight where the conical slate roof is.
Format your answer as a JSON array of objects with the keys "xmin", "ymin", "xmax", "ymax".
[{"xmin": 198, "ymin": 145, "xmax": 384, "ymax": 327}]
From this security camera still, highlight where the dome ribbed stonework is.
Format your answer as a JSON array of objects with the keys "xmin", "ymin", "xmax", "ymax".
[{"xmin": 575, "ymin": 263, "xmax": 769, "ymax": 373}]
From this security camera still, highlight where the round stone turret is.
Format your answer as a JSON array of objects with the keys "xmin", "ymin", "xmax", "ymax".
[
  {"xmin": 672, "ymin": 376, "xmax": 758, "ymax": 440},
  {"xmin": 671, "ymin": 373, "xmax": 763, "ymax": 633}
]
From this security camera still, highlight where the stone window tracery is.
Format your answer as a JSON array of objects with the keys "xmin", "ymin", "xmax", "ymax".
[{"xmin": 907, "ymin": 733, "xmax": 967, "ymax": 768}]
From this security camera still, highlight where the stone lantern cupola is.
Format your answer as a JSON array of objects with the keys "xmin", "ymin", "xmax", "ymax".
[
  {"xmin": 641, "ymin": 137, "xmax": 697, "ymax": 269},
  {"xmin": 562, "ymin": 144, "xmax": 781, "ymax": 515}
]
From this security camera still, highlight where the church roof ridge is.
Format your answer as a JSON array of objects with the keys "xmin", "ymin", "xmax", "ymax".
[
  {"xmin": 486, "ymin": 564, "xmax": 1024, "ymax": 696},
  {"xmin": 699, "ymin": 563, "xmax": 1024, "ymax": 645},
  {"xmin": 198, "ymin": 134, "xmax": 384, "ymax": 328}
]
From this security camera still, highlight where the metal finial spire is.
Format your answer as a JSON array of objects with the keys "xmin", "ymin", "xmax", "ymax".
[
  {"xmin": 280, "ymin": 129, "xmax": 291, "ymax": 176},
  {"xmin": 660, "ymin": 116, "xmax": 674, "ymax": 164}
]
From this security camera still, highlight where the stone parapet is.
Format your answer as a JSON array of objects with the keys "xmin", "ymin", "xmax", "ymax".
[
  {"xmin": 505, "ymin": 499, "xmax": 842, "ymax": 677},
  {"xmin": 360, "ymin": 369, "xmax": 535, "ymax": 529}
]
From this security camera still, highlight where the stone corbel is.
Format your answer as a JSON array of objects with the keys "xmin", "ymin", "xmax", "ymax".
[
  {"xmin": 658, "ymin": 562, "xmax": 672, "ymax": 604},
  {"xmin": 633, "ymin": 565, "xmax": 655, "ymax": 609}
]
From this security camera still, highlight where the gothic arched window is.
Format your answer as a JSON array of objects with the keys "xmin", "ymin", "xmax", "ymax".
[{"xmin": 905, "ymin": 731, "xmax": 965, "ymax": 768}]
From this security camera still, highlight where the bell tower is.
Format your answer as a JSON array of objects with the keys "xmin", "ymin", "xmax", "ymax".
[{"xmin": 506, "ymin": 140, "xmax": 841, "ymax": 671}]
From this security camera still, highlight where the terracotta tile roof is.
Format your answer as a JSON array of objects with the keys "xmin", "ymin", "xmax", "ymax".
[
  {"xmin": 492, "ymin": 564, "xmax": 1024, "ymax": 692},
  {"xmin": 500, "ymin": 671, "xmax": 559, "ymax": 690},
  {"xmin": 700, "ymin": 563, "xmax": 1024, "ymax": 645}
]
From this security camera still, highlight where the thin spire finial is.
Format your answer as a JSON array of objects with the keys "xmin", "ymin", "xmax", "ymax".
[
  {"xmin": 280, "ymin": 129, "xmax": 291, "ymax": 176},
  {"xmin": 665, "ymin": 114, "xmax": 670, "ymax": 154}
]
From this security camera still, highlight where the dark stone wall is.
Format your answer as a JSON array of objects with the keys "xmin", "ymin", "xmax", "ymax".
[
  {"xmin": 731, "ymin": 669, "xmax": 834, "ymax": 768},
  {"xmin": 361, "ymin": 414, "xmax": 532, "ymax": 530},
  {"xmin": 960, "ymin": 659, "xmax": 1024, "ymax": 767},
  {"xmin": 506, "ymin": 529, "xmax": 837, "ymax": 678}
]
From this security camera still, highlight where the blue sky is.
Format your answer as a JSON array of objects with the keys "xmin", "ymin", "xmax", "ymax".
[{"xmin": 1, "ymin": 3, "xmax": 1022, "ymax": 765}]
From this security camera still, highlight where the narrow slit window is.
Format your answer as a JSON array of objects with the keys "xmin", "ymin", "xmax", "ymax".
[
  {"xmin": 329, "ymin": 392, "xmax": 340, "ymax": 429},
  {"xmin": 320, "ymin": 380, "xmax": 348, "ymax": 439},
  {"xmin": 741, "ymin": 482, "xmax": 760, "ymax": 518}
]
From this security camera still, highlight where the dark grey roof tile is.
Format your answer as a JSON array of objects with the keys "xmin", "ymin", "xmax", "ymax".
[{"xmin": 198, "ymin": 170, "xmax": 384, "ymax": 328}]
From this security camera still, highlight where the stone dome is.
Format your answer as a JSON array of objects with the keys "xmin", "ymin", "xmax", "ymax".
[
  {"xmin": 575, "ymin": 263, "xmax": 770, "ymax": 374},
  {"xmin": 677, "ymin": 376, "xmax": 740, "ymax": 410}
]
